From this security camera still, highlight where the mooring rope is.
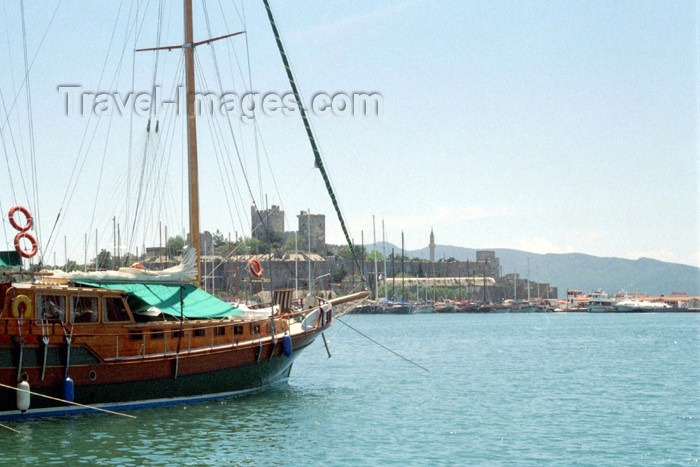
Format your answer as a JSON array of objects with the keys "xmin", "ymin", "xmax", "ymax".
[
  {"xmin": 336, "ymin": 317, "xmax": 430, "ymax": 373},
  {"xmin": 0, "ymin": 382, "xmax": 137, "ymax": 419},
  {"xmin": 0, "ymin": 422, "xmax": 20, "ymax": 433}
]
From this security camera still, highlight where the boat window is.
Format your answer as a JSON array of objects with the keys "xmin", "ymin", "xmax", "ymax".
[
  {"xmin": 215, "ymin": 326, "xmax": 226, "ymax": 336},
  {"xmin": 129, "ymin": 330, "xmax": 143, "ymax": 341},
  {"xmin": 151, "ymin": 329, "xmax": 164, "ymax": 340},
  {"xmin": 36, "ymin": 295, "xmax": 66, "ymax": 322},
  {"xmin": 233, "ymin": 324, "xmax": 243, "ymax": 335},
  {"xmin": 103, "ymin": 297, "xmax": 131, "ymax": 322},
  {"xmin": 193, "ymin": 328, "xmax": 205, "ymax": 337},
  {"xmin": 71, "ymin": 296, "xmax": 98, "ymax": 323}
]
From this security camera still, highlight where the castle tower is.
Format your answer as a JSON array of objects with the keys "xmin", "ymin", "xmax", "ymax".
[
  {"xmin": 298, "ymin": 211, "xmax": 326, "ymax": 254},
  {"xmin": 251, "ymin": 205, "xmax": 284, "ymax": 243},
  {"xmin": 429, "ymin": 229, "xmax": 435, "ymax": 262}
]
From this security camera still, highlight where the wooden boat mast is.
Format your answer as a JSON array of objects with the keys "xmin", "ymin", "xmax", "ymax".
[
  {"xmin": 175, "ymin": 1, "xmax": 241, "ymax": 286},
  {"xmin": 184, "ymin": 0, "xmax": 201, "ymax": 286}
]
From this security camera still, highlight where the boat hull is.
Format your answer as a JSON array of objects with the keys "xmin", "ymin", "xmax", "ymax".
[
  {"xmin": 349, "ymin": 304, "xmax": 380, "ymax": 314},
  {"xmin": 509, "ymin": 305, "xmax": 543, "ymax": 313},
  {"xmin": 614, "ymin": 306, "xmax": 687, "ymax": 313},
  {"xmin": 0, "ymin": 330, "xmax": 319, "ymax": 420},
  {"xmin": 380, "ymin": 303, "xmax": 414, "ymax": 314},
  {"xmin": 432, "ymin": 303, "xmax": 456, "ymax": 313},
  {"xmin": 587, "ymin": 305, "xmax": 616, "ymax": 312}
]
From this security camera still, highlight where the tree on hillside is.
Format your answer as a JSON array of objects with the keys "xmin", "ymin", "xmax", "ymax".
[
  {"xmin": 121, "ymin": 253, "xmax": 137, "ymax": 268},
  {"xmin": 96, "ymin": 249, "xmax": 112, "ymax": 270},
  {"xmin": 366, "ymin": 250, "xmax": 385, "ymax": 261},
  {"xmin": 239, "ymin": 237, "xmax": 267, "ymax": 255},
  {"xmin": 167, "ymin": 236, "xmax": 185, "ymax": 256},
  {"xmin": 284, "ymin": 233, "xmax": 299, "ymax": 253},
  {"xmin": 338, "ymin": 245, "xmax": 367, "ymax": 261},
  {"xmin": 213, "ymin": 230, "xmax": 226, "ymax": 248},
  {"xmin": 211, "ymin": 231, "xmax": 238, "ymax": 257}
]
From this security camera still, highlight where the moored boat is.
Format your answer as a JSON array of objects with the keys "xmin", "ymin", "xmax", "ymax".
[
  {"xmin": 0, "ymin": 270, "xmax": 366, "ymax": 419},
  {"xmin": 586, "ymin": 290, "xmax": 615, "ymax": 312},
  {"xmin": 413, "ymin": 301, "xmax": 434, "ymax": 313},
  {"xmin": 614, "ymin": 298, "xmax": 672, "ymax": 312},
  {"xmin": 0, "ymin": 1, "xmax": 368, "ymax": 419},
  {"xmin": 380, "ymin": 299, "xmax": 414, "ymax": 314},
  {"xmin": 432, "ymin": 301, "xmax": 456, "ymax": 313},
  {"xmin": 348, "ymin": 299, "xmax": 381, "ymax": 314},
  {"xmin": 509, "ymin": 302, "xmax": 544, "ymax": 313}
]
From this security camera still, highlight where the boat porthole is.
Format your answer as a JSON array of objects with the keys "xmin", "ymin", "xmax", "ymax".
[
  {"xmin": 20, "ymin": 372, "xmax": 29, "ymax": 382},
  {"xmin": 89, "ymin": 370, "xmax": 97, "ymax": 381}
]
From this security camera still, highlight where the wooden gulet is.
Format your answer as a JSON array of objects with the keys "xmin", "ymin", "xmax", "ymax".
[
  {"xmin": 0, "ymin": 0, "xmax": 368, "ymax": 420},
  {"xmin": 0, "ymin": 279, "xmax": 366, "ymax": 418}
]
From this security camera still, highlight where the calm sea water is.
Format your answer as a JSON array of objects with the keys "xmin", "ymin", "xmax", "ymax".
[{"xmin": 1, "ymin": 313, "xmax": 698, "ymax": 465}]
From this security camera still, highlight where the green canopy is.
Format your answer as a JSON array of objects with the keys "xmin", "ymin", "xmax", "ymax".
[
  {"xmin": 77, "ymin": 282, "xmax": 242, "ymax": 319},
  {"xmin": 0, "ymin": 251, "xmax": 21, "ymax": 268}
]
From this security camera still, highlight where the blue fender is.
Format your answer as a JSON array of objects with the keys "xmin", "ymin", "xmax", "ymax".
[
  {"xmin": 282, "ymin": 334, "xmax": 293, "ymax": 357},
  {"xmin": 63, "ymin": 376, "xmax": 74, "ymax": 404}
]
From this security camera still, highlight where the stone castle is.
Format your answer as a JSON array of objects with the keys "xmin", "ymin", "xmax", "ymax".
[{"xmin": 251, "ymin": 205, "xmax": 325, "ymax": 254}]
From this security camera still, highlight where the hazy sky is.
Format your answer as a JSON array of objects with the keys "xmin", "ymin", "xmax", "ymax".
[{"xmin": 1, "ymin": 1, "xmax": 698, "ymax": 267}]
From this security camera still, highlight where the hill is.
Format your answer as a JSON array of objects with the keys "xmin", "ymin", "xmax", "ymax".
[{"xmin": 369, "ymin": 242, "xmax": 700, "ymax": 297}]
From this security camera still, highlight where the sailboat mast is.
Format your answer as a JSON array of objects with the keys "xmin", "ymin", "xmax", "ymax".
[
  {"xmin": 382, "ymin": 220, "xmax": 388, "ymax": 300},
  {"xmin": 401, "ymin": 231, "xmax": 404, "ymax": 301},
  {"xmin": 527, "ymin": 258, "xmax": 530, "ymax": 302},
  {"xmin": 307, "ymin": 209, "xmax": 311, "ymax": 293},
  {"xmin": 184, "ymin": 0, "xmax": 201, "ymax": 285},
  {"xmin": 373, "ymin": 215, "xmax": 378, "ymax": 299}
]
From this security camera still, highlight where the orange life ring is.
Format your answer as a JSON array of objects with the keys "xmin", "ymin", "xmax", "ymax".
[
  {"xmin": 130, "ymin": 262, "xmax": 145, "ymax": 270},
  {"xmin": 14, "ymin": 232, "xmax": 38, "ymax": 258},
  {"xmin": 248, "ymin": 259, "xmax": 263, "ymax": 278},
  {"xmin": 8, "ymin": 205, "xmax": 33, "ymax": 232}
]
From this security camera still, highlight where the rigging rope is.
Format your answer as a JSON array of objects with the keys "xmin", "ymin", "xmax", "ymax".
[
  {"xmin": 129, "ymin": 51, "xmax": 185, "ymax": 256},
  {"xmin": 0, "ymin": 90, "xmax": 25, "ymax": 206},
  {"xmin": 20, "ymin": 0, "xmax": 41, "ymax": 265},
  {"xmin": 192, "ymin": 47, "xmax": 246, "ymax": 235},
  {"xmin": 209, "ymin": 1, "xmax": 292, "ymax": 240},
  {"xmin": 0, "ymin": 199, "xmax": 7, "ymax": 248},
  {"xmin": 1, "ymin": 3, "xmax": 28, "ymax": 211},
  {"xmin": 45, "ymin": 0, "xmax": 126, "ymax": 261},
  {"xmin": 196, "ymin": 3, "xmax": 296, "ymax": 281},
  {"xmin": 262, "ymin": 0, "xmax": 363, "ymax": 278},
  {"xmin": 0, "ymin": 0, "xmax": 63, "ymax": 134}
]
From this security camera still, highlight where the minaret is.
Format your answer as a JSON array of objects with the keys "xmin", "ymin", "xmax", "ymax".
[{"xmin": 429, "ymin": 229, "xmax": 435, "ymax": 263}]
